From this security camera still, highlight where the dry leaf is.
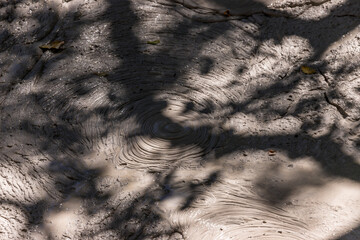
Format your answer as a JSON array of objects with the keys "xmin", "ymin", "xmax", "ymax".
[
  {"xmin": 223, "ymin": 10, "xmax": 231, "ymax": 17},
  {"xmin": 301, "ymin": 66, "xmax": 316, "ymax": 74},
  {"xmin": 94, "ymin": 72, "xmax": 108, "ymax": 77},
  {"xmin": 39, "ymin": 40, "xmax": 65, "ymax": 50},
  {"xmin": 147, "ymin": 40, "xmax": 160, "ymax": 45},
  {"xmin": 268, "ymin": 150, "xmax": 276, "ymax": 156}
]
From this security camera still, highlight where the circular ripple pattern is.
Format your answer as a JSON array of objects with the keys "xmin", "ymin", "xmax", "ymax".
[{"xmin": 115, "ymin": 91, "xmax": 224, "ymax": 171}]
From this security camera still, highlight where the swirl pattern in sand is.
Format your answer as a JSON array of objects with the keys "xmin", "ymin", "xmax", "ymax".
[
  {"xmin": 165, "ymin": 181, "xmax": 318, "ymax": 240},
  {"xmin": 115, "ymin": 91, "xmax": 224, "ymax": 171}
]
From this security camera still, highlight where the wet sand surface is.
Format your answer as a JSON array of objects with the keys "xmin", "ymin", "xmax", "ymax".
[{"xmin": 0, "ymin": 0, "xmax": 360, "ymax": 239}]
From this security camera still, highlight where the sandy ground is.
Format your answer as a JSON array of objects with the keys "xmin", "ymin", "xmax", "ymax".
[{"xmin": 0, "ymin": 0, "xmax": 359, "ymax": 239}]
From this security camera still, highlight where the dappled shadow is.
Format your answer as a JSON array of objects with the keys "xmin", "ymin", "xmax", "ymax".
[
  {"xmin": 335, "ymin": 226, "xmax": 360, "ymax": 240},
  {"xmin": 0, "ymin": 0, "xmax": 359, "ymax": 239}
]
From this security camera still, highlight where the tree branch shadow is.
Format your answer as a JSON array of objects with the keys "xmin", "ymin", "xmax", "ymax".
[{"xmin": 0, "ymin": 0, "xmax": 359, "ymax": 239}]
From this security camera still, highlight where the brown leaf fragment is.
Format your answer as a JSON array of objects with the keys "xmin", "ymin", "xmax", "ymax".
[
  {"xmin": 268, "ymin": 149, "xmax": 276, "ymax": 156},
  {"xmin": 301, "ymin": 65, "xmax": 316, "ymax": 74},
  {"xmin": 94, "ymin": 72, "xmax": 108, "ymax": 77},
  {"xmin": 39, "ymin": 40, "xmax": 65, "ymax": 50},
  {"xmin": 223, "ymin": 10, "xmax": 231, "ymax": 17}
]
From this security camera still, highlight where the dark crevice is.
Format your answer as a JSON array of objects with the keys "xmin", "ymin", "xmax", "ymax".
[{"xmin": 323, "ymin": 92, "xmax": 349, "ymax": 118}]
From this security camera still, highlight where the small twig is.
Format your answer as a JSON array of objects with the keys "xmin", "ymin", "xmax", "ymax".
[
  {"xmin": 318, "ymin": 69, "xmax": 330, "ymax": 86},
  {"xmin": 323, "ymin": 92, "xmax": 349, "ymax": 118}
]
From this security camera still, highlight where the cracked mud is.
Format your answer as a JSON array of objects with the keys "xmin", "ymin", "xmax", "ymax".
[{"xmin": 0, "ymin": 0, "xmax": 360, "ymax": 239}]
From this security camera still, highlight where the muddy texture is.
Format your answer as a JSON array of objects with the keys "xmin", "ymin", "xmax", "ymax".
[{"xmin": 0, "ymin": 0, "xmax": 360, "ymax": 239}]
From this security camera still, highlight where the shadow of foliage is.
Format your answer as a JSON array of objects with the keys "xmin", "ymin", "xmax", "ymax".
[{"xmin": 0, "ymin": 0, "xmax": 359, "ymax": 239}]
